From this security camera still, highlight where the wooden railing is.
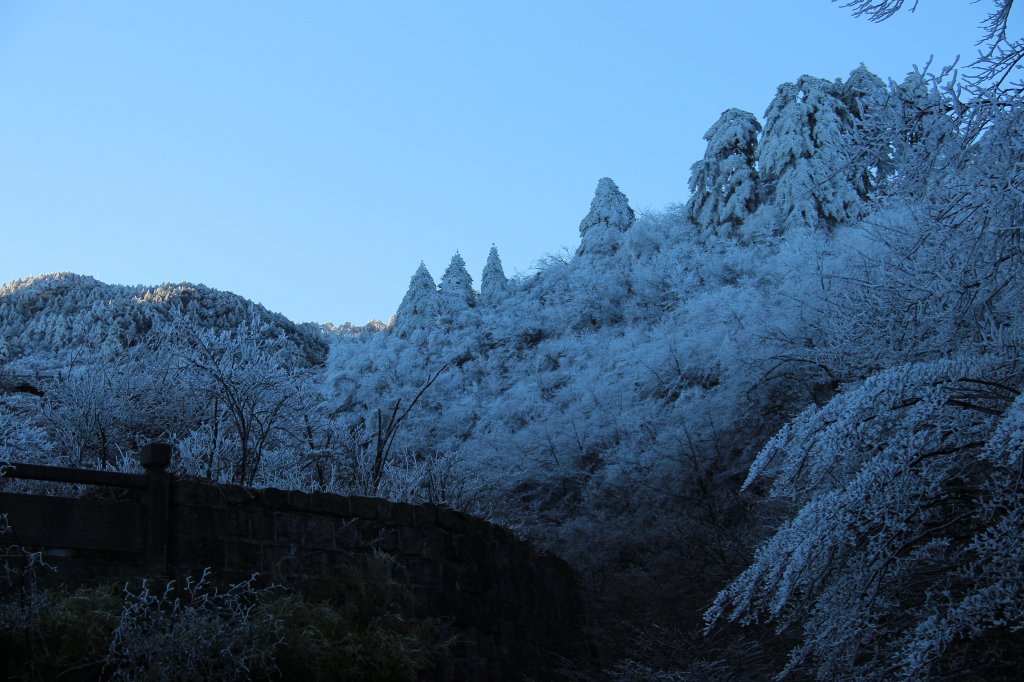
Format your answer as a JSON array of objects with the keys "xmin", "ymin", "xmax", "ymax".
[{"xmin": 0, "ymin": 443, "xmax": 172, "ymax": 568}]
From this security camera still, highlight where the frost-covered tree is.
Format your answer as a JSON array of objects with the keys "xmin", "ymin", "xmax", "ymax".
[
  {"xmin": 0, "ymin": 395, "xmax": 51, "ymax": 465},
  {"xmin": 437, "ymin": 252, "xmax": 476, "ymax": 324},
  {"xmin": 861, "ymin": 69, "xmax": 959, "ymax": 199},
  {"xmin": 576, "ymin": 177, "xmax": 635, "ymax": 257},
  {"xmin": 39, "ymin": 347, "xmax": 183, "ymax": 467},
  {"xmin": 392, "ymin": 263, "xmax": 438, "ymax": 337},
  {"xmin": 706, "ymin": 357, "xmax": 1024, "ymax": 680},
  {"xmin": 40, "ymin": 362, "xmax": 125, "ymax": 467},
  {"xmin": 686, "ymin": 108, "xmax": 762, "ymax": 237},
  {"xmin": 480, "ymin": 245, "xmax": 510, "ymax": 306},
  {"xmin": 842, "ymin": 64, "xmax": 889, "ymax": 120},
  {"xmin": 172, "ymin": 314, "xmax": 313, "ymax": 486},
  {"xmin": 840, "ymin": 64, "xmax": 900, "ymax": 197},
  {"xmin": 947, "ymin": 102, "xmax": 1024, "ymax": 236},
  {"xmin": 758, "ymin": 75, "xmax": 865, "ymax": 230},
  {"xmin": 841, "ymin": 1, "xmax": 1024, "ymax": 98}
]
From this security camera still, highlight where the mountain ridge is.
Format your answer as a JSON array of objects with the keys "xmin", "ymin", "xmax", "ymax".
[{"xmin": 0, "ymin": 272, "xmax": 333, "ymax": 371}]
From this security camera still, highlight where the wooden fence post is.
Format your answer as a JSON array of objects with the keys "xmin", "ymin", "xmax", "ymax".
[{"xmin": 140, "ymin": 442, "xmax": 171, "ymax": 571}]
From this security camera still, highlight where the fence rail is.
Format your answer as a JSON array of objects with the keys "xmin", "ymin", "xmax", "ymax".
[
  {"xmin": 3, "ymin": 463, "xmax": 149, "ymax": 489},
  {"xmin": 0, "ymin": 443, "xmax": 172, "ymax": 566}
]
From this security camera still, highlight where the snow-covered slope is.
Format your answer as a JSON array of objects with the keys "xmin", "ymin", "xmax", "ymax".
[{"xmin": 0, "ymin": 273, "xmax": 330, "ymax": 372}]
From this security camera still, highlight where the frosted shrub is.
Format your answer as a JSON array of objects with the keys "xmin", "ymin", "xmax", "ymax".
[
  {"xmin": 104, "ymin": 569, "xmax": 282, "ymax": 682},
  {"xmin": 252, "ymin": 447, "xmax": 317, "ymax": 492},
  {"xmin": 1, "ymin": 559, "xmax": 441, "ymax": 680},
  {"xmin": 0, "ymin": 515, "xmax": 57, "ymax": 672},
  {"xmin": 324, "ymin": 441, "xmax": 479, "ymax": 509},
  {"xmin": 609, "ymin": 660, "xmax": 690, "ymax": 682}
]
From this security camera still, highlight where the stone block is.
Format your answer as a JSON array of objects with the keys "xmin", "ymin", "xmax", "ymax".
[
  {"xmin": 450, "ymin": 532, "xmax": 484, "ymax": 562},
  {"xmin": 224, "ymin": 541, "xmax": 261, "ymax": 573},
  {"xmin": 398, "ymin": 526, "xmax": 424, "ymax": 555},
  {"xmin": 455, "ymin": 565, "xmax": 483, "ymax": 595},
  {"xmin": 334, "ymin": 519, "xmax": 362, "ymax": 549},
  {"xmin": 218, "ymin": 484, "xmax": 257, "ymax": 505},
  {"xmin": 375, "ymin": 526, "xmax": 401, "ymax": 553},
  {"xmin": 207, "ymin": 508, "xmax": 248, "ymax": 540},
  {"xmin": 357, "ymin": 521, "xmax": 384, "ymax": 545},
  {"xmin": 421, "ymin": 526, "xmax": 450, "ymax": 558},
  {"xmin": 460, "ymin": 514, "xmax": 489, "ymax": 536},
  {"xmin": 171, "ymin": 507, "xmax": 205, "ymax": 537},
  {"xmin": 348, "ymin": 495, "xmax": 379, "ymax": 519},
  {"xmin": 261, "ymin": 543, "xmax": 299, "ymax": 578},
  {"xmin": 448, "ymin": 598, "xmax": 482, "ymax": 628},
  {"xmin": 303, "ymin": 516, "xmax": 335, "ymax": 549},
  {"xmin": 259, "ymin": 487, "xmax": 290, "ymax": 510},
  {"xmin": 247, "ymin": 509, "xmax": 274, "ymax": 541},
  {"xmin": 374, "ymin": 502, "xmax": 394, "ymax": 523},
  {"xmin": 320, "ymin": 548, "xmax": 361, "ymax": 571},
  {"xmin": 440, "ymin": 562, "xmax": 459, "ymax": 592},
  {"xmin": 287, "ymin": 490, "xmax": 311, "ymax": 512},
  {"xmin": 436, "ymin": 507, "xmax": 466, "ymax": 533},
  {"xmin": 174, "ymin": 537, "xmax": 225, "ymax": 572},
  {"xmin": 274, "ymin": 512, "xmax": 303, "ymax": 543},
  {"xmin": 308, "ymin": 491, "xmax": 345, "ymax": 515},
  {"xmin": 415, "ymin": 503, "xmax": 438, "ymax": 527},
  {"xmin": 193, "ymin": 537, "xmax": 224, "ymax": 565},
  {"xmin": 174, "ymin": 480, "xmax": 219, "ymax": 506},
  {"xmin": 389, "ymin": 501, "xmax": 415, "ymax": 526}
]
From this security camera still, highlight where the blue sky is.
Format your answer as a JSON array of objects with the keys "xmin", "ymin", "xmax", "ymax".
[{"xmin": 0, "ymin": 1, "xmax": 1003, "ymax": 324}]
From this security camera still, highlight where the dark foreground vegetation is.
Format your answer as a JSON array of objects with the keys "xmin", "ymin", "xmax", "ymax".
[{"xmin": 0, "ymin": 551, "xmax": 444, "ymax": 682}]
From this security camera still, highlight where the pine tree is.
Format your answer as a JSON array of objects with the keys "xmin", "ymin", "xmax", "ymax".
[
  {"xmin": 888, "ymin": 70, "xmax": 959, "ymax": 198},
  {"xmin": 576, "ymin": 177, "xmax": 635, "ymax": 257},
  {"xmin": 758, "ymin": 75, "xmax": 864, "ymax": 230},
  {"xmin": 687, "ymin": 108, "xmax": 762, "ymax": 237},
  {"xmin": 480, "ymin": 245, "xmax": 510, "ymax": 305},
  {"xmin": 841, "ymin": 64, "xmax": 897, "ymax": 198},
  {"xmin": 393, "ymin": 262, "xmax": 438, "ymax": 335},
  {"xmin": 437, "ymin": 252, "xmax": 476, "ymax": 324}
]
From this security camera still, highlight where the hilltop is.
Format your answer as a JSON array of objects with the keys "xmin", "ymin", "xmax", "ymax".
[{"xmin": 0, "ymin": 273, "xmax": 331, "ymax": 373}]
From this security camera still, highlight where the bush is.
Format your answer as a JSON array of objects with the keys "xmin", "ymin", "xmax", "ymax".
[
  {"xmin": 264, "ymin": 554, "xmax": 443, "ymax": 682},
  {"xmin": 0, "ymin": 556, "xmax": 443, "ymax": 681}
]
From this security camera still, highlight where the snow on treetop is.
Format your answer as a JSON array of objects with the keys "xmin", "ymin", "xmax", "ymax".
[
  {"xmin": 439, "ymin": 252, "xmax": 476, "ymax": 312},
  {"xmin": 702, "ymin": 109, "xmax": 761, "ymax": 156},
  {"xmin": 576, "ymin": 177, "xmax": 635, "ymax": 257}
]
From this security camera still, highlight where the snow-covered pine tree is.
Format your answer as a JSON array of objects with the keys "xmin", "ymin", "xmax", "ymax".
[
  {"xmin": 480, "ymin": 245, "xmax": 510, "ymax": 305},
  {"xmin": 393, "ymin": 262, "xmax": 438, "ymax": 336},
  {"xmin": 841, "ymin": 64, "xmax": 898, "ymax": 199},
  {"xmin": 887, "ymin": 69, "xmax": 960, "ymax": 198},
  {"xmin": 437, "ymin": 252, "xmax": 476, "ymax": 325},
  {"xmin": 686, "ymin": 108, "xmax": 762, "ymax": 237},
  {"xmin": 576, "ymin": 177, "xmax": 635, "ymax": 257},
  {"xmin": 758, "ymin": 75, "xmax": 865, "ymax": 230}
]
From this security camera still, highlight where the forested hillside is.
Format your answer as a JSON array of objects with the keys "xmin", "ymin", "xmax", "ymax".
[
  {"xmin": 3, "ymin": 2, "xmax": 1024, "ymax": 678},
  {"xmin": 0, "ymin": 273, "xmax": 330, "ymax": 371}
]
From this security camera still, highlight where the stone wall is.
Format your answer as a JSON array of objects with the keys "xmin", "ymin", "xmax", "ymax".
[{"xmin": 167, "ymin": 479, "xmax": 584, "ymax": 680}]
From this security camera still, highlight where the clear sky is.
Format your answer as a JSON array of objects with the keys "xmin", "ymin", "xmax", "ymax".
[{"xmin": 0, "ymin": 1, "xmax": 1007, "ymax": 324}]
